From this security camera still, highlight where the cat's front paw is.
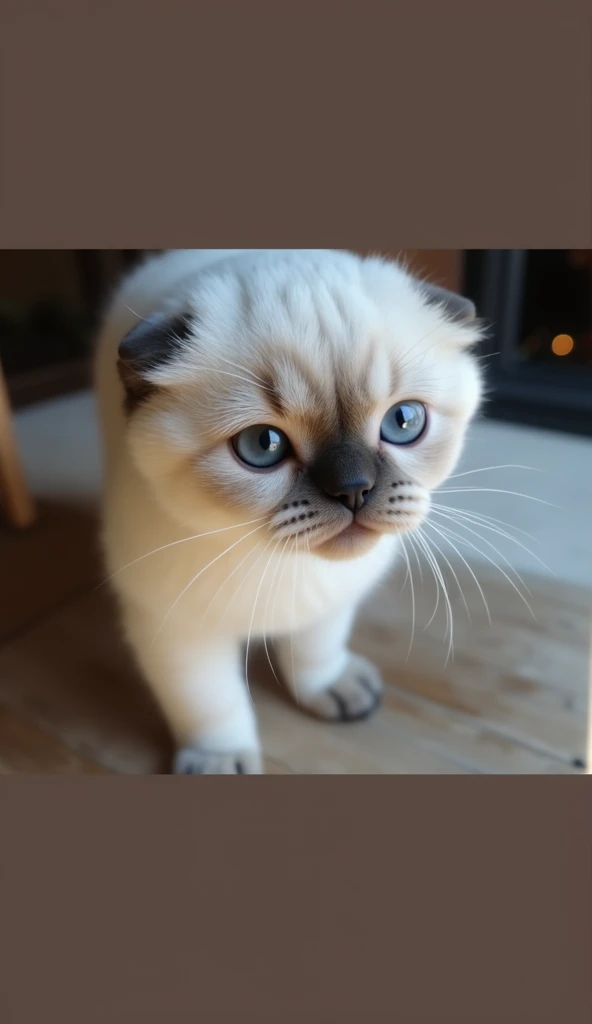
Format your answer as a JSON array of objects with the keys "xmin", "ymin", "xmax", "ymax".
[
  {"xmin": 300, "ymin": 653, "xmax": 383, "ymax": 723},
  {"xmin": 174, "ymin": 748, "xmax": 263, "ymax": 775}
]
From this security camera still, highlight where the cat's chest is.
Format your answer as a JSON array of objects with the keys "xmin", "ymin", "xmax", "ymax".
[{"xmin": 184, "ymin": 533, "xmax": 399, "ymax": 637}]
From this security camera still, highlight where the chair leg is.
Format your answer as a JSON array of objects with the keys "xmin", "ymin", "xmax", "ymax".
[
  {"xmin": 581, "ymin": 634, "xmax": 585, "ymax": 770},
  {"xmin": 0, "ymin": 364, "xmax": 36, "ymax": 528}
]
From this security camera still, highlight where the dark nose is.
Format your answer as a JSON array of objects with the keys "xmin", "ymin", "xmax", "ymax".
[
  {"xmin": 309, "ymin": 443, "xmax": 377, "ymax": 512},
  {"xmin": 327, "ymin": 480, "xmax": 373, "ymax": 512}
]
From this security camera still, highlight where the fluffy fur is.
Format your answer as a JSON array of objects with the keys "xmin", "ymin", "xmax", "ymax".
[{"xmin": 94, "ymin": 249, "xmax": 483, "ymax": 773}]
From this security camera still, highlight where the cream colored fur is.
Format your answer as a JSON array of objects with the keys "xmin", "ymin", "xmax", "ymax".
[{"xmin": 94, "ymin": 249, "xmax": 483, "ymax": 773}]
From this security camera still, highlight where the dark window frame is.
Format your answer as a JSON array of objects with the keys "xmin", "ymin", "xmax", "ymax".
[{"xmin": 463, "ymin": 250, "xmax": 592, "ymax": 438}]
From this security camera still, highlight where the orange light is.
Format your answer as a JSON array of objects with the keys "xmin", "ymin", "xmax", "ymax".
[{"xmin": 551, "ymin": 334, "xmax": 574, "ymax": 357}]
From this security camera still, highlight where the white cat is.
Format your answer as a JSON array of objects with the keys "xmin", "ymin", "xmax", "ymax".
[{"xmin": 94, "ymin": 249, "xmax": 483, "ymax": 773}]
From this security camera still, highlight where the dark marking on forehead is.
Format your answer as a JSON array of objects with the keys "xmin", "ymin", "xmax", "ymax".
[
  {"xmin": 259, "ymin": 370, "xmax": 287, "ymax": 418},
  {"xmin": 334, "ymin": 361, "xmax": 374, "ymax": 438},
  {"xmin": 258, "ymin": 348, "xmax": 331, "ymax": 423},
  {"xmin": 388, "ymin": 357, "xmax": 401, "ymax": 397},
  {"xmin": 255, "ymin": 342, "xmax": 378, "ymax": 453},
  {"xmin": 288, "ymin": 351, "xmax": 328, "ymax": 406}
]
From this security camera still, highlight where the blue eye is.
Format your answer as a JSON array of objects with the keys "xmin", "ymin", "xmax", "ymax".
[
  {"xmin": 232, "ymin": 425, "xmax": 291, "ymax": 468},
  {"xmin": 380, "ymin": 401, "xmax": 427, "ymax": 445}
]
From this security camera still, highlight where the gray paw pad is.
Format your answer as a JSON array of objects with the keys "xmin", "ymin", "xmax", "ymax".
[
  {"xmin": 174, "ymin": 749, "xmax": 263, "ymax": 775},
  {"xmin": 300, "ymin": 654, "xmax": 383, "ymax": 724}
]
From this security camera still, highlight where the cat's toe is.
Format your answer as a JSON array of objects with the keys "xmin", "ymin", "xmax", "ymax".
[
  {"xmin": 301, "ymin": 654, "xmax": 383, "ymax": 723},
  {"xmin": 174, "ymin": 748, "xmax": 263, "ymax": 775}
]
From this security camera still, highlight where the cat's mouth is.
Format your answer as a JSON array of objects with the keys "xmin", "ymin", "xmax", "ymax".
[
  {"xmin": 307, "ymin": 506, "xmax": 427, "ymax": 561},
  {"xmin": 312, "ymin": 519, "xmax": 384, "ymax": 560},
  {"xmin": 340, "ymin": 521, "xmax": 373, "ymax": 540}
]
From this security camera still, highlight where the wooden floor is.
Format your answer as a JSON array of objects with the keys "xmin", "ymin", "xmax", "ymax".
[{"xmin": 0, "ymin": 501, "xmax": 590, "ymax": 774}]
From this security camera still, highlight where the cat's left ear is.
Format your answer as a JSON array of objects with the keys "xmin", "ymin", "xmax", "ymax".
[
  {"xmin": 422, "ymin": 283, "xmax": 476, "ymax": 325},
  {"xmin": 117, "ymin": 312, "xmax": 192, "ymax": 408}
]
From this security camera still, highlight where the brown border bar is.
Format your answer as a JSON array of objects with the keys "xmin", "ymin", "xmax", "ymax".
[
  {"xmin": 1, "ymin": 0, "xmax": 591, "ymax": 1020},
  {"xmin": 0, "ymin": 778, "xmax": 591, "ymax": 1022},
  {"xmin": 0, "ymin": 0, "xmax": 590, "ymax": 249}
]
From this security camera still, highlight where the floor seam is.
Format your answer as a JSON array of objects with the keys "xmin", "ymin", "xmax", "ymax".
[{"xmin": 0, "ymin": 578, "xmax": 100, "ymax": 652}]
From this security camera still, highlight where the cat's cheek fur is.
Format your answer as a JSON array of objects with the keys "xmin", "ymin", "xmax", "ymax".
[
  {"xmin": 388, "ymin": 414, "xmax": 468, "ymax": 492},
  {"xmin": 195, "ymin": 446, "xmax": 295, "ymax": 516}
]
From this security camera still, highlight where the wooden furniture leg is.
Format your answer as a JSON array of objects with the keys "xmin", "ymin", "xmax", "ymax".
[
  {"xmin": 581, "ymin": 622, "xmax": 585, "ymax": 774},
  {"xmin": 0, "ymin": 362, "xmax": 36, "ymax": 528}
]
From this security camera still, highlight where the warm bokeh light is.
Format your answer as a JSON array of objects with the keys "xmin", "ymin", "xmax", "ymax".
[{"xmin": 551, "ymin": 333, "xmax": 574, "ymax": 357}]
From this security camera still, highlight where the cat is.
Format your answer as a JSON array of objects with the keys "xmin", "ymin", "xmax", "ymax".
[{"xmin": 94, "ymin": 249, "xmax": 483, "ymax": 773}]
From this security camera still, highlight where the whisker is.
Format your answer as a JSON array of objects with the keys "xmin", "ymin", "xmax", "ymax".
[
  {"xmin": 430, "ymin": 505, "xmax": 554, "ymax": 577},
  {"xmin": 198, "ymin": 539, "xmax": 265, "ymax": 628},
  {"xmin": 150, "ymin": 522, "xmax": 268, "ymax": 644},
  {"xmin": 214, "ymin": 354, "xmax": 271, "ymax": 387},
  {"xmin": 397, "ymin": 540, "xmax": 411, "ymax": 594},
  {"xmin": 220, "ymin": 533, "xmax": 279, "ymax": 624},
  {"xmin": 418, "ymin": 524, "xmax": 471, "ymax": 624},
  {"xmin": 447, "ymin": 464, "xmax": 543, "ymax": 480},
  {"xmin": 413, "ymin": 529, "xmax": 454, "ymax": 664},
  {"xmin": 429, "ymin": 503, "xmax": 543, "ymax": 546},
  {"xmin": 399, "ymin": 538, "xmax": 416, "ymax": 662},
  {"xmin": 406, "ymin": 530, "xmax": 424, "ymax": 587},
  {"xmin": 423, "ymin": 519, "xmax": 492, "ymax": 625},
  {"xmin": 413, "ymin": 531, "xmax": 446, "ymax": 634},
  {"xmin": 430, "ymin": 511, "xmax": 534, "ymax": 596},
  {"xmin": 124, "ymin": 304, "xmax": 146, "ymax": 320},
  {"xmin": 435, "ymin": 522, "xmax": 536, "ymax": 620},
  {"xmin": 94, "ymin": 515, "xmax": 269, "ymax": 590},
  {"xmin": 395, "ymin": 317, "xmax": 483, "ymax": 380},
  {"xmin": 271, "ymin": 533, "xmax": 293, "ymax": 643},
  {"xmin": 189, "ymin": 367, "xmax": 274, "ymax": 392},
  {"xmin": 408, "ymin": 529, "xmax": 441, "ymax": 629},
  {"xmin": 289, "ymin": 536, "xmax": 301, "ymax": 699},
  {"xmin": 245, "ymin": 537, "xmax": 283, "ymax": 701},
  {"xmin": 394, "ymin": 325, "xmax": 450, "ymax": 376},
  {"xmin": 436, "ymin": 487, "xmax": 560, "ymax": 509},
  {"xmin": 262, "ymin": 536, "xmax": 291, "ymax": 688}
]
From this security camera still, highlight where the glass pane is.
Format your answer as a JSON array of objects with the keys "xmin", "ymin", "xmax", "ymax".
[{"xmin": 517, "ymin": 250, "xmax": 592, "ymax": 370}]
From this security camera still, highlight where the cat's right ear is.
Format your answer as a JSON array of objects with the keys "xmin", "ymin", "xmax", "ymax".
[
  {"xmin": 117, "ymin": 312, "xmax": 192, "ymax": 409},
  {"xmin": 421, "ymin": 283, "xmax": 476, "ymax": 325}
]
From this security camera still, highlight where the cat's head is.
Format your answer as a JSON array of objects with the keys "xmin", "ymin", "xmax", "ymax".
[{"xmin": 117, "ymin": 251, "xmax": 483, "ymax": 560}]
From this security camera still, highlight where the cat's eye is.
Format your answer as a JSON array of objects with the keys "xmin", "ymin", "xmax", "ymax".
[
  {"xmin": 380, "ymin": 401, "xmax": 427, "ymax": 445},
  {"xmin": 232, "ymin": 425, "xmax": 291, "ymax": 468}
]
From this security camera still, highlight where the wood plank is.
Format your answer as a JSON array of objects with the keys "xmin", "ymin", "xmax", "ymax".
[
  {"xmin": 0, "ymin": 555, "xmax": 587, "ymax": 773},
  {"xmin": 0, "ymin": 501, "xmax": 101, "ymax": 641},
  {"xmin": 353, "ymin": 555, "xmax": 591, "ymax": 766},
  {"xmin": 0, "ymin": 705, "xmax": 108, "ymax": 774},
  {"xmin": 0, "ymin": 588, "xmax": 173, "ymax": 774},
  {"xmin": 254, "ymin": 653, "xmax": 579, "ymax": 775}
]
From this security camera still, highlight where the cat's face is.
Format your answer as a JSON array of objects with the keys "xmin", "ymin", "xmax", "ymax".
[{"xmin": 119, "ymin": 252, "xmax": 483, "ymax": 560}]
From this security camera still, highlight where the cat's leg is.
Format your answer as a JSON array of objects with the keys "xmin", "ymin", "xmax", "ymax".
[
  {"xmin": 275, "ymin": 604, "xmax": 383, "ymax": 722},
  {"xmin": 125, "ymin": 607, "xmax": 261, "ymax": 774}
]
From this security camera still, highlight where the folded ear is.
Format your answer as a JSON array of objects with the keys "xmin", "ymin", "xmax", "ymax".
[
  {"xmin": 421, "ymin": 283, "xmax": 476, "ymax": 325},
  {"xmin": 117, "ymin": 312, "xmax": 192, "ymax": 408}
]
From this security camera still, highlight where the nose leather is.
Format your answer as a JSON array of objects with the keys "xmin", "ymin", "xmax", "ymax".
[{"xmin": 309, "ymin": 443, "xmax": 377, "ymax": 512}]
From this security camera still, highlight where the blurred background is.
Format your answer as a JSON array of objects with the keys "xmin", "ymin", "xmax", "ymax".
[
  {"xmin": 2, "ymin": 249, "xmax": 591, "ymax": 433},
  {"xmin": 0, "ymin": 249, "xmax": 590, "ymax": 775}
]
